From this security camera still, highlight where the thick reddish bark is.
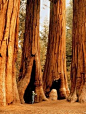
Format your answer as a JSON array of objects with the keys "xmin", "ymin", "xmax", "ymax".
[
  {"xmin": 67, "ymin": 0, "xmax": 86, "ymax": 103},
  {"xmin": 17, "ymin": 0, "xmax": 47, "ymax": 104},
  {"xmin": 43, "ymin": 0, "xmax": 69, "ymax": 99},
  {"xmin": 0, "ymin": 0, "xmax": 20, "ymax": 106}
]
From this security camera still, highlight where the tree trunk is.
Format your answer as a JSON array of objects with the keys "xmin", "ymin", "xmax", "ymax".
[
  {"xmin": 67, "ymin": 0, "xmax": 86, "ymax": 103},
  {"xmin": 17, "ymin": 0, "xmax": 47, "ymax": 104},
  {"xmin": 0, "ymin": 0, "xmax": 20, "ymax": 106},
  {"xmin": 43, "ymin": 0, "xmax": 69, "ymax": 99}
]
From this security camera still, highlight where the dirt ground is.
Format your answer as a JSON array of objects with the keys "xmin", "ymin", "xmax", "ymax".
[{"xmin": 0, "ymin": 100, "xmax": 86, "ymax": 114}]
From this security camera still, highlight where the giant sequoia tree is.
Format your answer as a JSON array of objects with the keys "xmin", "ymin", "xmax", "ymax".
[
  {"xmin": 17, "ymin": 0, "xmax": 47, "ymax": 104},
  {"xmin": 0, "ymin": 0, "xmax": 20, "ymax": 106},
  {"xmin": 67, "ymin": 0, "xmax": 86, "ymax": 103},
  {"xmin": 43, "ymin": 0, "xmax": 69, "ymax": 99}
]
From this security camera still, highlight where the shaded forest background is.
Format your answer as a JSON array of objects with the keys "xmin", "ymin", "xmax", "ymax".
[{"xmin": 16, "ymin": 0, "xmax": 73, "ymax": 88}]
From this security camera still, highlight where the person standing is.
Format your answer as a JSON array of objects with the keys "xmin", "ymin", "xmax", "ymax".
[{"xmin": 32, "ymin": 91, "xmax": 36, "ymax": 104}]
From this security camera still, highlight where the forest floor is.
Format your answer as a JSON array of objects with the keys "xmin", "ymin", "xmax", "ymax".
[{"xmin": 0, "ymin": 100, "xmax": 86, "ymax": 114}]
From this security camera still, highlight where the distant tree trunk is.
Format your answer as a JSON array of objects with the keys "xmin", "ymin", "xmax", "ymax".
[
  {"xmin": 67, "ymin": 0, "xmax": 86, "ymax": 103},
  {"xmin": 17, "ymin": 0, "xmax": 47, "ymax": 104},
  {"xmin": 0, "ymin": 0, "xmax": 20, "ymax": 106},
  {"xmin": 43, "ymin": 0, "xmax": 69, "ymax": 99}
]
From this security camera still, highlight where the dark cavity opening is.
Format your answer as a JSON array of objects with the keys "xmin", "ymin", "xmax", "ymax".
[
  {"xmin": 24, "ymin": 60, "xmax": 35, "ymax": 104},
  {"xmin": 50, "ymin": 79, "xmax": 61, "ymax": 99},
  {"xmin": 0, "ymin": 53, "xmax": 2, "ymax": 57}
]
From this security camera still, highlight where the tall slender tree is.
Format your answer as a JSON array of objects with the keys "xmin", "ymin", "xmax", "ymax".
[
  {"xmin": 0, "ymin": 0, "xmax": 20, "ymax": 106},
  {"xmin": 43, "ymin": 0, "xmax": 69, "ymax": 99},
  {"xmin": 17, "ymin": 0, "xmax": 47, "ymax": 104},
  {"xmin": 67, "ymin": 0, "xmax": 86, "ymax": 103}
]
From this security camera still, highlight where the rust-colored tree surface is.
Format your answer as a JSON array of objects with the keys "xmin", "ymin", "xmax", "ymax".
[
  {"xmin": 0, "ymin": 0, "xmax": 20, "ymax": 106},
  {"xmin": 67, "ymin": 0, "xmax": 86, "ymax": 103},
  {"xmin": 43, "ymin": 0, "xmax": 69, "ymax": 99},
  {"xmin": 17, "ymin": 0, "xmax": 47, "ymax": 104}
]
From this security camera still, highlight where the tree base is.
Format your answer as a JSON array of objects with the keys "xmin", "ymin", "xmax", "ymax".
[
  {"xmin": 35, "ymin": 86, "xmax": 48, "ymax": 103},
  {"xmin": 59, "ymin": 88, "xmax": 67, "ymax": 99},
  {"xmin": 67, "ymin": 85, "xmax": 86, "ymax": 103},
  {"xmin": 79, "ymin": 85, "xmax": 86, "ymax": 103},
  {"xmin": 67, "ymin": 89, "xmax": 77, "ymax": 103}
]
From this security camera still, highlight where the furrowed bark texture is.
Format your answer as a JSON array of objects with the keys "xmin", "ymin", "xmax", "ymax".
[
  {"xmin": 0, "ymin": 0, "xmax": 20, "ymax": 106},
  {"xmin": 17, "ymin": 0, "xmax": 47, "ymax": 104},
  {"xmin": 43, "ymin": 0, "xmax": 69, "ymax": 99},
  {"xmin": 67, "ymin": 0, "xmax": 86, "ymax": 103}
]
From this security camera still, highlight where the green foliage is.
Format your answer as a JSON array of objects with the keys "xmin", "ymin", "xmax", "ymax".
[
  {"xmin": 66, "ymin": 0, "xmax": 73, "ymax": 88},
  {"xmin": 66, "ymin": 0, "xmax": 73, "ymax": 72},
  {"xmin": 16, "ymin": 0, "xmax": 26, "ymax": 79},
  {"xmin": 19, "ymin": 0, "xmax": 26, "ymax": 47},
  {"xmin": 40, "ymin": 18, "xmax": 49, "ymax": 72}
]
